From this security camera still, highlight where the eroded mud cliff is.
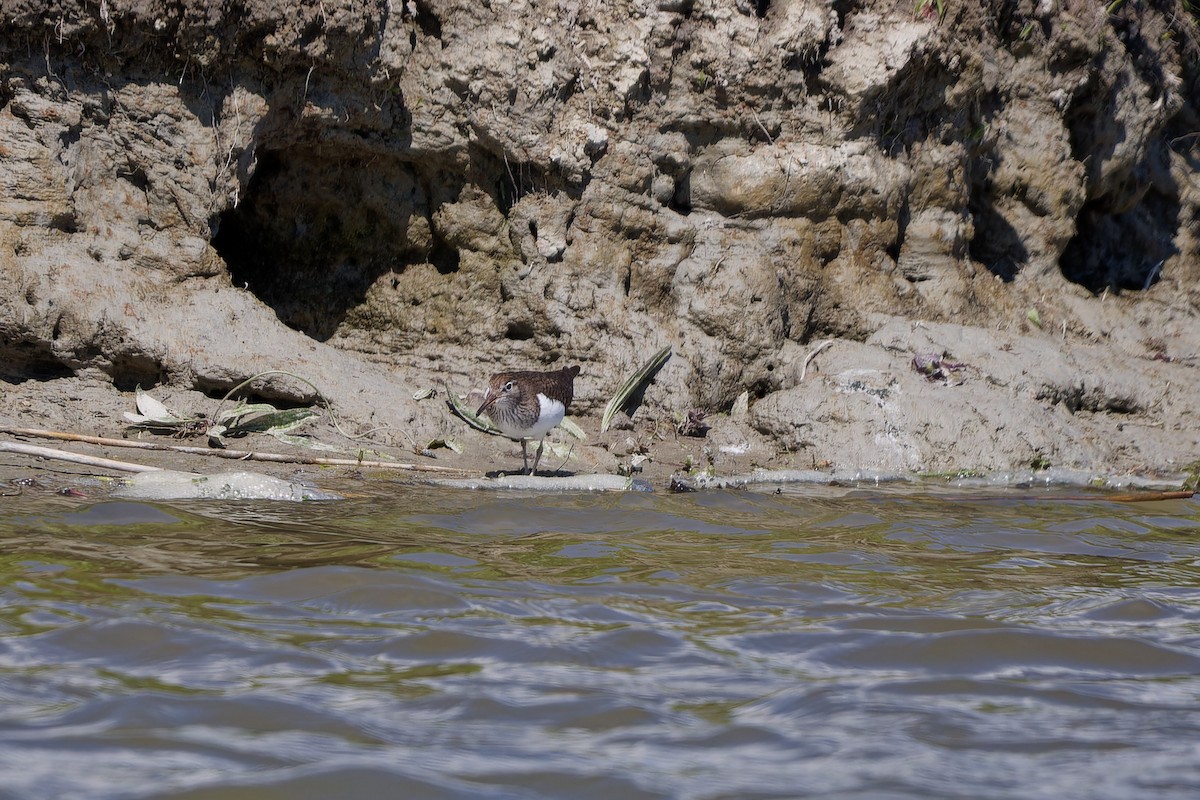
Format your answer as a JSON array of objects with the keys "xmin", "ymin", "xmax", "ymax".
[{"xmin": 2, "ymin": 0, "xmax": 1199, "ymax": 480}]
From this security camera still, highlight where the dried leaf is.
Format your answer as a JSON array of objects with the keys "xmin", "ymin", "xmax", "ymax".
[
  {"xmin": 560, "ymin": 418, "xmax": 587, "ymax": 440},
  {"xmin": 423, "ymin": 438, "xmax": 464, "ymax": 454},
  {"xmin": 226, "ymin": 408, "xmax": 318, "ymax": 435},
  {"xmin": 444, "ymin": 382, "xmax": 503, "ymax": 435},
  {"xmin": 268, "ymin": 431, "xmax": 340, "ymax": 451},
  {"xmin": 134, "ymin": 387, "xmax": 178, "ymax": 422},
  {"xmin": 132, "ymin": 388, "xmax": 194, "ymax": 424},
  {"xmin": 601, "ymin": 346, "xmax": 672, "ymax": 433},
  {"xmin": 216, "ymin": 403, "xmax": 280, "ymax": 425},
  {"xmin": 206, "ymin": 424, "xmax": 228, "ymax": 448}
]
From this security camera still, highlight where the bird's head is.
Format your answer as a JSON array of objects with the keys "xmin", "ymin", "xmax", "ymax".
[{"xmin": 476, "ymin": 377, "xmax": 520, "ymax": 417}]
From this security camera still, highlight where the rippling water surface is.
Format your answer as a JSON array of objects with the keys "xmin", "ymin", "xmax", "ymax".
[{"xmin": 2, "ymin": 481, "xmax": 1199, "ymax": 799}]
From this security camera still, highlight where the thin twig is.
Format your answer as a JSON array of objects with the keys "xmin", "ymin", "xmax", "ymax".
[
  {"xmin": 751, "ymin": 109, "xmax": 775, "ymax": 145},
  {"xmin": 0, "ymin": 428, "xmax": 480, "ymax": 475},
  {"xmin": 800, "ymin": 339, "xmax": 834, "ymax": 381}
]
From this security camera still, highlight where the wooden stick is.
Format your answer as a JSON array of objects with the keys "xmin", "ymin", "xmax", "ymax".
[
  {"xmin": 0, "ymin": 440, "xmax": 161, "ymax": 473},
  {"xmin": 1102, "ymin": 490, "xmax": 1196, "ymax": 502},
  {"xmin": 800, "ymin": 339, "xmax": 833, "ymax": 381},
  {"xmin": 0, "ymin": 427, "xmax": 480, "ymax": 476},
  {"xmin": 919, "ymin": 489, "xmax": 1194, "ymax": 503}
]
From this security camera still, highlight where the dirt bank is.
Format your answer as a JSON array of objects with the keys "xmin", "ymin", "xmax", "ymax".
[{"xmin": 2, "ymin": 1, "xmax": 1198, "ymax": 488}]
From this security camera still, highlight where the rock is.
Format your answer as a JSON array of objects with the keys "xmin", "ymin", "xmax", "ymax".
[
  {"xmin": 115, "ymin": 470, "xmax": 341, "ymax": 501},
  {"xmin": 0, "ymin": 0, "xmax": 1198, "ymax": 479}
]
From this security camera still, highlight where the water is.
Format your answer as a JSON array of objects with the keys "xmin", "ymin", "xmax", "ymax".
[{"xmin": 2, "ymin": 481, "xmax": 1199, "ymax": 799}]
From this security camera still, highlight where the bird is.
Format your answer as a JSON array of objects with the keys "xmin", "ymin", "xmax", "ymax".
[{"xmin": 476, "ymin": 365, "xmax": 581, "ymax": 475}]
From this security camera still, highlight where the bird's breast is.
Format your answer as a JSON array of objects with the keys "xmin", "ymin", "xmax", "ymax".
[{"xmin": 518, "ymin": 393, "xmax": 565, "ymax": 439}]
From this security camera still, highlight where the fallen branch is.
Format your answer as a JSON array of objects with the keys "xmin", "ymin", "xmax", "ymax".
[
  {"xmin": 0, "ymin": 427, "xmax": 481, "ymax": 476},
  {"xmin": 0, "ymin": 440, "xmax": 161, "ymax": 474},
  {"xmin": 1100, "ymin": 491, "xmax": 1195, "ymax": 502},
  {"xmin": 936, "ymin": 489, "xmax": 1196, "ymax": 503}
]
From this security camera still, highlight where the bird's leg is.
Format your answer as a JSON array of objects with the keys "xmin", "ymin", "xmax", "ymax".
[
  {"xmin": 530, "ymin": 438, "xmax": 546, "ymax": 476},
  {"xmin": 520, "ymin": 439, "xmax": 530, "ymax": 474}
]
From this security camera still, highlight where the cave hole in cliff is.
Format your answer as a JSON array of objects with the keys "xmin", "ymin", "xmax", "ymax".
[
  {"xmin": 0, "ymin": 339, "xmax": 74, "ymax": 383},
  {"xmin": 1059, "ymin": 194, "xmax": 1178, "ymax": 292},
  {"xmin": 108, "ymin": 353, "xmax": 166, "ymax": 393},
  {"xmin": 504, "ymin": 321, "xmax": 535, "ymax": 341},
  {"xmin": 194, "ymin": 379, "xmax": 316, "ymax": 409},
  {"xmin": 213, "ymin": 148, "xmax": 432, "ymax": 342},
  {"xmin": 414, "ymin": 3, "xmax": 443, "ymax": 43},
  {"xmin": 429, "ymin": 231, "xmax": 461, "ymax": 275}
]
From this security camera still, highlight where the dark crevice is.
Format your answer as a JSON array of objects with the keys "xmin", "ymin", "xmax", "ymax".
[
  {"xmin": 195, "ymin": 381, "xmax": 316, "ymax": 408},
  {"xmin": 118, "ymin": 164, "xmax": 149, "ymax": 192},
  {"xmin": 1036, "ymin": 383, "xmax": 1141, "ymax": 415},
  {"xmin": 414, "ymin": 4, "xmax": 443, "ymax": 43},
  {"xmin": 749, "ymin": 375, "xmax": 773, "ymax": 399},
  {"xmin": 429, "ymin": 233, "xmax": 461, "ymax": 275},
  {"xmin": 966, "ymin": 140, "xmax": 1028, "ymax": 281},
  {"xmin": 0, "ymin": 340, "xmax": 74, "ymax": 383},
  {"xmin": 108, "ymin": 353, "xmax": 165, "ymax": 392},
  {"xmin": 829, "ymin": 0, "xmax": 850, "ymax": 29},
  {"xmin": 555, "ymin": 75, "xmax": 579, "ymax": 103},
  {"xmin": 1060, "ymin": 193, "xmax": 1178, "ymax": 292},
  {"xmin": 668, "ymin": 169, "xmax": 693, "ymax": 215},
  {"xmin": 856, "ymin": 53, "xmax": 962, "ymax": 155},
  {"xmin": 483, "ymin": 146, "xmax": 552, "ymax": 213},
  {"xmin": 889, "ymin": 198, "xmax": 909, "ymax": 263},
  {"xmin": 504, "ymin": 321, "xmax": 535, "ymax": 341},
  {"xmin": 47, "ymin": 212, "xmax": 78, "ymax": 233}
]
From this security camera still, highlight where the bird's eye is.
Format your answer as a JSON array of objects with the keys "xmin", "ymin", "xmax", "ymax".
[{"xmin": 504, "ymin": 381, "xmax": 516, "ymax": 392}]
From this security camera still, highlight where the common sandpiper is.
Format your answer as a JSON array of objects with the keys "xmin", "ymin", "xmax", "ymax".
[{"xmin": 476, "ymin": 365, "xmax": 580, "ymax": 475}]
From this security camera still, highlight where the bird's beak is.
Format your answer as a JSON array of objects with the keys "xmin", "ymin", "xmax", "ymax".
[{"xmin": 476, "ymin": 392, "xmax": 496, "ymax": 416}]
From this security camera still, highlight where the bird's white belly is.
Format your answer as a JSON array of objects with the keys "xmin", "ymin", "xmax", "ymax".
[{"xmin": 496, "ymin": 393, "xmax": 565, "ymax": 440}]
